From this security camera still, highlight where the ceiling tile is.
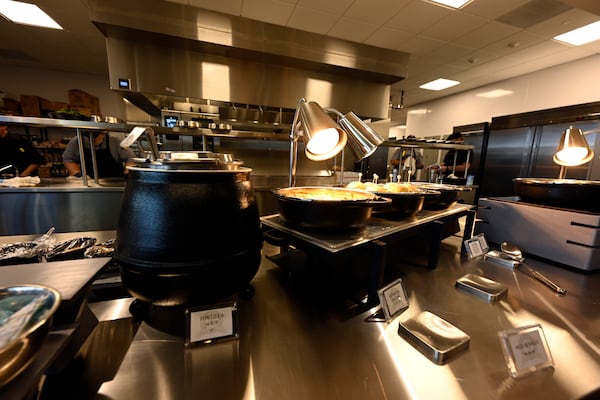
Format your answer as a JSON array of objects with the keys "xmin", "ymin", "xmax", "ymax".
[
  {"xmin": 327, "ymin": 17, "xmax": 379, "ymax": 42},
  {"xmin": 482, "ymin": 30, "xmax": 546, "ymax": 56},
  {"xmin": 287, "ymin": 6, "xmax": 338, "ymax": 34},
  {"xmin": 419, "ymin": 11, "xmax": 489, "ymax": 43},
  {"xmin": 296, "ymin": 0, "xmax": 355, "ymax": 15},
  {"xmin": 384, "ymin": 0, "xmax": 452, "ymax": 34},
  {"xmin": 188, "ymin": 0, "xmax": 244, "ymax": 15},
  {"xmin": 395, "ymin": 34, "xmax": 445, "ymax": 56},
  {"xmin": 453, "ymin": 21, "xmax": 520, "ymax": 48},
  {"xmin": 508, "ymin": 39, "xmax": 580, "ymax": 64},
  {"xmin": 364, "ymin": 27, "xmax": 414, "ymax": 50},
  {"xmin": 420, "ymin": 43, "xmax": 477, "ymax": 67},
  {"xmin": 518, "ymin": 47, "xmax": 594, "ymax": 72},
  {"xmin": 240, "ymin": 0, "xmax": 295, "ymax": 25},
  {"xmin": 343, "ymin": 0, "xmax": 411, "ymax": 25},
  {"xmin": 451, "ymin": 64, "xmax": 500, "ymax": 84},
  {"xmin": 461, "ymin": 0, "xmax": 531, "ymax": 20},
  {"xmin": 446, "ymin": 48, "xmax": 501, "ymax": 69},
  {"xmin": 527, "ymin": 8, "xmax": 600, "ymax": 37}
]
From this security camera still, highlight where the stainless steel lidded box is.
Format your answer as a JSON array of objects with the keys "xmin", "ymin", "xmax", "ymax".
[
  {"xmin": 456, "ymin": 273, "xmax": 508, "ymax": 303},
  {"xmin": 398, "ymin": 311, "xmax": 470, "ymax": 365}
]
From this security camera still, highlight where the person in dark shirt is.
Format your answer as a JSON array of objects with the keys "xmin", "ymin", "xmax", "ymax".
[
  {"xmin": 62, "ymin": 131, "xmax": 135, "ymax": 178},
  {"xmin": 428, "ymin": 132, "xmax": 471, "ymax": 178},
  {"xmin": 0, "ymin": 124, "xmax": 45, "ymax": 177}
]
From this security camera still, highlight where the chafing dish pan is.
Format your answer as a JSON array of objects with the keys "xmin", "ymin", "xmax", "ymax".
[
  {"xmin": 272, "ymin": 186, "xmax": 391, "ymax": 231},
  {"xmin": 514, "ymin": 178, "xmax": 600, "ymax": 212}
]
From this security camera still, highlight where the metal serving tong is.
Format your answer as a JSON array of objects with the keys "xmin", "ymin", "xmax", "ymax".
[{"xmin": 500, "ymin": 242, "xmax": 567, "ymax": 295}]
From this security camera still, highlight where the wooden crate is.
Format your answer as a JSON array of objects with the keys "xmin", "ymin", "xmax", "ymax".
[
  {"xmin": 20, "ymin": 95, "xmax": 42, "ymax": 116},
  {"xmin": 68, "ymin": 89, "xmax": 100, "ymax": 115},
  {"xmin": 40, "ymin": 99, "xmax": 69, "ymax": 112}
]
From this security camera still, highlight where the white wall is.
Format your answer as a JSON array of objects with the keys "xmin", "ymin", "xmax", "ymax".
[
  {"xmin": 406, "ymin": 54, "xmax": 600, "ymax": 137},
  {"xmin": 0, "ymin": 65, "xmax": 126, "ymax": 118}
]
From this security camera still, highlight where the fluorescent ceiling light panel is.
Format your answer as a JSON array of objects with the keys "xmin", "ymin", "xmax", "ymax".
[
  {"xmin": 554, "ymin": 20, "xmax": 600, "ymax": 46},
  {"xmin": 476, "ymin": 89, "xmax": 514, "ymax": 98},
  {"xmin": 0, "ymin": 0, "xmax": 62, "ymax": 29},
  {"xmin": 419, "ymin": 78, "xmax": 460, "ymax": 91},
  {"xmin": 428, "ymin": 0, "xmax": 472, "ymax": 9},
  {"xmin": 407, "ymin": 109, "xmax": 431, "ymax": 115}
]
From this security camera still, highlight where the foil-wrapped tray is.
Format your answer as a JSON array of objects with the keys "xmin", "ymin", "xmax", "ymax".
[
  {"xmin": 455, "ymin": 273, "xmax": 508, "ymax": 303},
  {"xmin": 398, "ymin": 311, "xmax": 470, "ymax": 364}
]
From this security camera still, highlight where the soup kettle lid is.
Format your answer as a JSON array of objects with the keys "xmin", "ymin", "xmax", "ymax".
[{"xmin": 131, "ymin": 151, "xmax": 245, "ymax": 171}]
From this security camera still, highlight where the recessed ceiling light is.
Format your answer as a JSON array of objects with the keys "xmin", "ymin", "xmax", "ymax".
[
  {"xmin": 476, "ymin": 89, "xmax": 514, "ymax": 99},
  {"xmin": 554, "ymin": 20, "xmax": 600, "ymax": 46},
  {"xmin": 0, "ymin": 0, "xmax": 62, "ymax": 30},
  {"xmin": 427, "ymin": 0, "xmax": 472, "ymax": 9},
  {"xmin": 419, "ymin": 78, "xmax": 460, "ymax": 91}
]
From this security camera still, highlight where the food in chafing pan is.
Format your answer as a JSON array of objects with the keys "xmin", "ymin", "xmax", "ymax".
[
  {"xmin": 272, "ymin": 186, "xmax": 391, "ymax": 231},
  {"xmin": 412, "ymin": 182, "xmax": 471, "ymax": 210},
  {"xmin": 346, "ymin": 181, "xmax": 440, "ymax": 218},
  {"xmin": 346, "ymin": 181, "xmax": 420, "ymax": 193},
  {"xmin": 276, "ymin": 186, "xmax": 376, "ymax": 201}
]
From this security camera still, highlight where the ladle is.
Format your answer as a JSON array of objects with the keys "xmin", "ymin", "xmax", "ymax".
[{"xmin": 500, "ymin": 242, "xmax": 567, "ymax": 295}]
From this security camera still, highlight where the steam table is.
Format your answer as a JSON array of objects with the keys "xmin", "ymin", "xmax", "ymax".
[{"xmin": 261, "ymin": 203, "xmax": 475, "ymax": 305}]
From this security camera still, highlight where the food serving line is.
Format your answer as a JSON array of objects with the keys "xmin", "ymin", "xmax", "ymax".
[{"xmin": 96, "ymin": 236, "xmax": 600, "ymax": 399}]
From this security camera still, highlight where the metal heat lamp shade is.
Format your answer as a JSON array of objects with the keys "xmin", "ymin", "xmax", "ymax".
[
  {"xmin": 287, "ymin": 99, "xmax": 384, "ymax": 187},
  {"xmin": 553, "ymin": 126, "xmax": 594, "ymax": 167},
  {"xmin": 338, "ymin": 111, "xmax": 384, "ymax": 161},
  {"xmin": 299, "ymin": 101, "xmax": 347, "ymax": 161},
  {"xmin": 288, "ymin": 99, "xmax": 347, "ymax": 187}
]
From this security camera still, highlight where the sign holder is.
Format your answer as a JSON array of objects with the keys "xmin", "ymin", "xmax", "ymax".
[
  {"xmin": 367, "ymin": 278, "xmax": 409, "ymax": 322},
  {"xmin": 498, "ymin": 323, "xmax": 554, "ymax": 378},
  {"xmin": 464, "ymin": 233, "xmax": 489, "ymax": 259},
  {"xmin": 185, "ymin": 301, "xmax": 239, "ymax": 347}
]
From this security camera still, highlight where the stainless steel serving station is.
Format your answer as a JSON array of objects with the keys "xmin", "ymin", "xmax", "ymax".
[
  {"xmin": 94, "ymin": 235, "xmax": 600, "ymax": 400},
  {"xmin": 1, "ymin": 228, "xmax": 599, "ymax": 399}
]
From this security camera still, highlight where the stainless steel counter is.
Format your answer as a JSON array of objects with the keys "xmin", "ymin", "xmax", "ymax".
[
  {"xmin": 95, "ymin": 236, "xmax": 600, "ymax": 400},
  {"xmin": 0, "ymin": 177, "xmax": 127, "ymax": 191},
  {"xmin": 0, "ymin": 178, "xmax": 125, "ymax": 235}
]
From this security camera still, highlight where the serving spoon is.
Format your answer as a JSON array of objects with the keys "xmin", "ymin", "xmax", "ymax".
[{"xmin": 500, "ymin": 242, "xmax": 567, "ymax": 295}]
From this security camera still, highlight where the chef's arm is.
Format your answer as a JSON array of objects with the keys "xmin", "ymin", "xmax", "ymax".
[
  {"xmin": 64, "ymin": 161, "xmax": 82, "ymax": 177},
  {"xmin": 19, "ymin": 164, "xmax": 41, "ymax": 177},
  {"xmin": 439, "ymin": 161, "xmax": 470, "ymax": 174}
]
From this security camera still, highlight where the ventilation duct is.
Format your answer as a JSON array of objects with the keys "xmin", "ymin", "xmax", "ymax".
[{"xmin": 89, "ymin": 0, "xmax": 409, "ymax": 122}]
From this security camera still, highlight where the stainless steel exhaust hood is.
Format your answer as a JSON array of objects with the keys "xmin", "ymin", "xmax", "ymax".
[{"xmin": 89, "ymin": 0, "xmax": 409, "ymax": 121}]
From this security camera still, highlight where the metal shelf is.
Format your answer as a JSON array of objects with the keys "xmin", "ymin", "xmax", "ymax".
[
  {"xmin": 380, "ymin": 139, "xmax": 474, "ymax": 150},
  {"xmin": 0, "ymin": 115, "xmax": 291, "ymax": 141}
]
